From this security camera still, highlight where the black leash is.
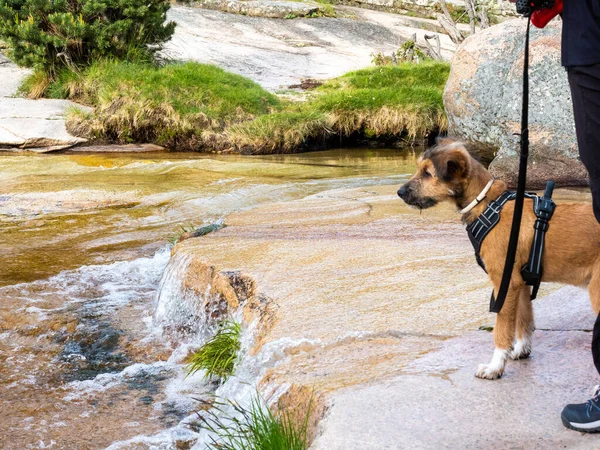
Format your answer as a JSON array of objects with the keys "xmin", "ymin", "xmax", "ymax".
[
  {"xmin": 521, "ymin": 180, "xmax": 556, "ymax": 299},
  {"xmin": 489, "ymin": 17, "xmax": 532, "ymax": 313}
]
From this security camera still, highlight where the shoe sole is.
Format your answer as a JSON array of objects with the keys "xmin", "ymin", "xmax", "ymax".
[{"xmin": 561, "ymin": 413, "xmax": 600, "ymax": 433}]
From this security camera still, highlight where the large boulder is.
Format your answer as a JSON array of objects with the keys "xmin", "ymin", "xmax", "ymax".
[{"xmin": 443, "ymin": 19, "xmax": 587, "ymax": 188}]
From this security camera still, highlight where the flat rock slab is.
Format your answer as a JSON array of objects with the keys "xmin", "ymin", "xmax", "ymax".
[
  {"xmin": 164, "ymin": 5, "xmax": 456, "ymax": 90},
  {"xmin": 189, "ymin": 0, "xmax": 320, "ymax": 18},
  {"xmin": 0, "ymin": 98, "xmax": 89, "ymax": 151},
  {"xmin": 0, "ymin": 53, "xmax": 90, "ymax": 152},
  {"xmin": 313, "ymin": 287, "xmax": 598, "ymax": 449}
]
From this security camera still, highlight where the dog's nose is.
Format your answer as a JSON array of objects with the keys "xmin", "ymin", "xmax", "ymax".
[{"xmin": 397, "ymin": 185, "xmax": 409, "ymax": 199}]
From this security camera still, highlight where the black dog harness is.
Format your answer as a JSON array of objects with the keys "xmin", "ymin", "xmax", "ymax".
[{"xmin": 466, "ymin": 182, "xmax": 556, "ymax": 309}]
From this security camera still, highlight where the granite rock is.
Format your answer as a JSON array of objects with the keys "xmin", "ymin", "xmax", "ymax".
[
  {"xmin": 444, "ymin": 19, "xmax": 586, "ymax": 188},
  {"xmin": 0, "ymin": 54, "xmax": 90, "ymax": 152}
]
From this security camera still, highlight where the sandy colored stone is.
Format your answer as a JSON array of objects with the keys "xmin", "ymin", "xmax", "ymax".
[
  {"xmin": 173, "ymin": 183, "xmax": 597, "ymax": 448},
  {"xmin": 181, "ymin": 258, "xmax": 241, "ymax": 319},
  {"xmin": 174, "ymin": 185, "xmax": 494, "ymax": 389},
  {"xmin": 273, "ymin": 384, "xmax": 328, "ymax": 445}
]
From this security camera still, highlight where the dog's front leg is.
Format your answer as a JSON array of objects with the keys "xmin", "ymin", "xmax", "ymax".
[
  {"xmin": 509, "ymin": 286, "xmax": 534, "ymax": 360},
  {"xmin": 476, "ymin": 283, "xmax": 520, "ymax": 380}
]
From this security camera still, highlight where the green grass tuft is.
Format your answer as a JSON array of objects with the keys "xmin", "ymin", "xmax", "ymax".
[
  {"xmin": 229, "ymin": 62, "xmax": 450, "ymax": 152},
  {"xmin": 25, "ymin": 58, "xmax": 449, "ymax": 152},
  {"xmin": 187, "ymin": 320, "xmax": 242, "ymax": 381},
  {"xmin": 58, "ymin": 60, "xmax": 280, "ymax": 149},
  {"xmin": 227, "ymin": 109, "xmax": 330, "ymax": 154},
  {"xmin": 197, "ymin": 395, "xmax": 311, "ymax": 450}
]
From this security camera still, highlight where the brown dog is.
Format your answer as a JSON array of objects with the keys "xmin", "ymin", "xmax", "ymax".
[{"xmin": 398, "ymin": 137, "xmax": 600, "ymax": 379}]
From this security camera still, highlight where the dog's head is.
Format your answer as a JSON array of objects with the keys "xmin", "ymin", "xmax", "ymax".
[{"xmin": 397, "ymin": 138, "xmax": 473, "ymax": 210}]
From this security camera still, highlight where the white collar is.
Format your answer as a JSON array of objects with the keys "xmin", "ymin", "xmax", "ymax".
[{"xmin": 459, "ymin": 179, "xmax": 495, "ymax": 215}]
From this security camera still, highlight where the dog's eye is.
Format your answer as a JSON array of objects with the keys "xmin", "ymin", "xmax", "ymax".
[{"xmin": 422, "ymin": 171, "xmax": 432, "ymax": 178}]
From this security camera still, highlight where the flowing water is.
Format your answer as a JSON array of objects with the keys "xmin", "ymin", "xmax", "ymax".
[{"xmin": 0, "ymin": 148, "xmax": 422, "ymax": 449}]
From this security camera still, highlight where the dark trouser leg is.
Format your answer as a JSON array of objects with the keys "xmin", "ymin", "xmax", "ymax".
[
  {"xmin": 569, "ymin": 65, "xmax": 600, "ymax": 376},
  {"xmin": 568, "ymin": 65, "xmax": 600, "ymax": 223},
  {"xmin": 594, "ymin": 313, "xmax": 600, "ymax": 375}
]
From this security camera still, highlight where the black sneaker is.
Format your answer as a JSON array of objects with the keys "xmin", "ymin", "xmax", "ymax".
[{"xmin": 562, "ymin": 385, "xmax": 600, "ymax": 432}]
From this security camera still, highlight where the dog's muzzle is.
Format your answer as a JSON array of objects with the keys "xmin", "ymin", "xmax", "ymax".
[
  {"xmin": 397, "ymin": 183, "xmax": 437, "ymax": 209},
  {"xmin": 397, "ymin": 184, "xmax": 409, "ymax": 199}
]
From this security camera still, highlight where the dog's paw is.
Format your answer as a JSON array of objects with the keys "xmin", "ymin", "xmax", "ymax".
[
  {"xmin": 475, "ymin": 363, "xmax": 504, "ymax": 380},
  {"xmin": 508, "ymin": 337, "xmax": 532, "ymax": 361}
]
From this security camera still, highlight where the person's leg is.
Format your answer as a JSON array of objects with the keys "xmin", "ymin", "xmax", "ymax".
[
  {"xmin": 594, "ymin": 312, "xmax": 600, "ymax": 374},
  {"xmin": 568, "ymin": 65, "xmax": 600, "ymax": 223},
  {"xmin": 562, "ymin": 66, "xmax": 600, "ymax": 432}
]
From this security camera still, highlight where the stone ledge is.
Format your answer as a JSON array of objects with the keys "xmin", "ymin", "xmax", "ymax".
[
  {"xmin": 314, "ymin": 288, "xmax": 599, "ymax": 449},
  {"xmin": 184, "ymin": 0, "xmax": 321, "ymax": 18}
]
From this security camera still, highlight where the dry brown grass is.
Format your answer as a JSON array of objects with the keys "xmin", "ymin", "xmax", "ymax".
[
  {"xmin": 58, "ymin": 60, "xmax": 449, "ymax": 152},
  {"xmin": 330, "ymin": 106, "xmax": 448, "ymax": 139}
]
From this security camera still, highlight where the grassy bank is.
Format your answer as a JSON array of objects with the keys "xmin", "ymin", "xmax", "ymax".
[
  {"xmin": 230, "ymin": 62, "xmax": 449, "ymax": 152},
  {"xmin": 28, "ymin": 59, "xmax": 449, "ymax": 153}
]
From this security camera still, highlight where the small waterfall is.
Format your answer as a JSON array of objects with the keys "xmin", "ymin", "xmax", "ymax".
[
  {"xmin": 103, "ymin": 249, "xmax": 287, "ymax": 449},
  {"xmin": 153, "ymin": 251, "xmax": 239, "ymax": 342},
  {"xmin": 152, "ymin": 252, "xmax": 199, "ymax": 337}
]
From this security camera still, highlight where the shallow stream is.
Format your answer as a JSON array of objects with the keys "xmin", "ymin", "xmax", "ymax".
[{"xmin": 0, "ymin": 148, "xmax": 421, "ymax": 449}]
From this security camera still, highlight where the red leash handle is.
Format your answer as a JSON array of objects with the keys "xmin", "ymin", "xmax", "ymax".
[{"xmin": 531, "ymin": 0, "xmax": 563, "ymax": 28}]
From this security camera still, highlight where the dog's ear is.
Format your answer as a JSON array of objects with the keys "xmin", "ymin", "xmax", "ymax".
[
  {"xmin": 434, "ymin": 136, "xmax": 458, "ymax": 147},
  {"xmin": 432, "ymin": 146, "xmax": 471, "ymax": 181}
]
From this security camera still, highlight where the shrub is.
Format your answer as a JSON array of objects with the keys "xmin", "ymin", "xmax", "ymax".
[
  {"xmin": 187, "ymin": 320, "xmax": 242, "ymax": 381},
  {"xmin": 0, "ymin": 0, "xmax": 175, "ymax": 74}
]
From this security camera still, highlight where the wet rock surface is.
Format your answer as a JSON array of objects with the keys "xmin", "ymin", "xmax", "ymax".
[
  {"xmin": 175, "ymin": 184, "xmax": 597, "ymax": 448},
  {"xmin": 0, "ymin": 189, "xmax": 140, "ymax": 220},
  {"xmin": 444, "ymin": 19, "xmax": 585, "ymax": 188},
  {"xmin": 0, "ymin": 53, "xmax": 89, "ymax": 152},
  {"xmin": 313, "ymin": 290, "xmax": 598, "ymax": 449}
]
